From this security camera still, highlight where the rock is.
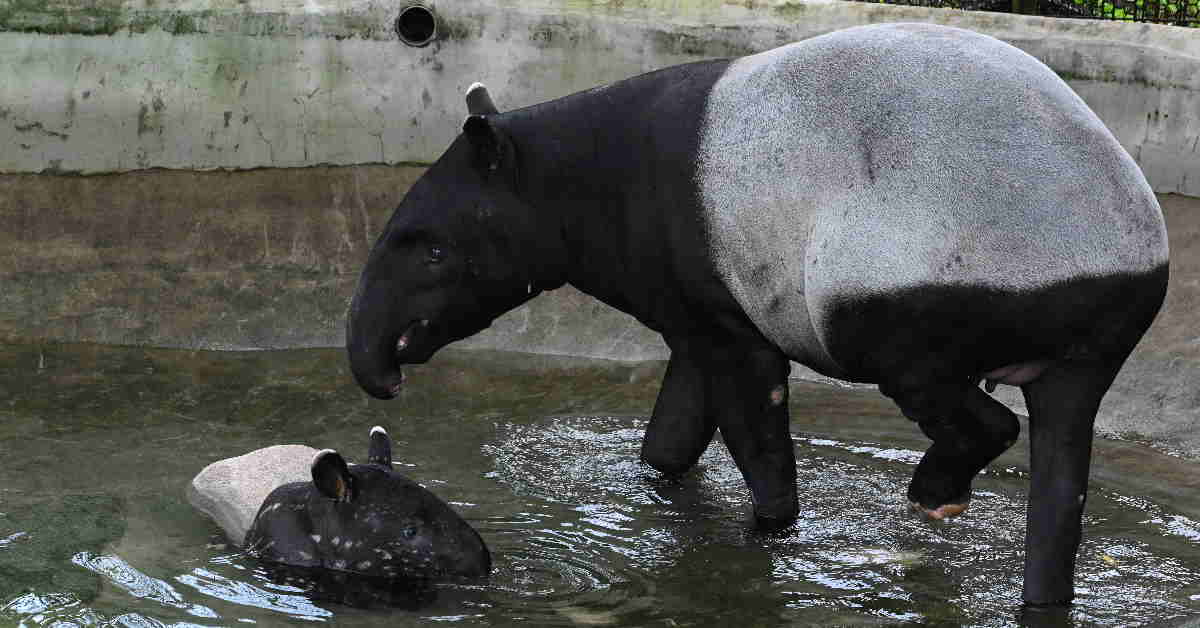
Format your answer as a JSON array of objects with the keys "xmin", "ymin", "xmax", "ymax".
[{"xmin": 187, "ymin": 444, "xmax": 318, "ymax": 547}]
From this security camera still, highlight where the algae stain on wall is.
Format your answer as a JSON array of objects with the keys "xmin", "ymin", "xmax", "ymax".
[
  {"xmin": 0, "ymin": 0, "xmax": 223, "ymax": 36},
  {"xmin": 0, "ymin": 0, "xmax": 1197, "ymax": 194},
  {"xmin": 0, "ymin": 0, "xmax": 398, "ymax": 38},
  {"xmin": 0, "ymin": 0, "xmax": 125, "ymax": 36}
]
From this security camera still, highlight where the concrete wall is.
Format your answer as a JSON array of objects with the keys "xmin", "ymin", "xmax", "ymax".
[
  {"xmin": 3, "ymin": 0, "xmax": 1200, "ymax": 455},
  {"xmin": 2, "ymin": 0, "xmax": 1199, "ymax": 192}
]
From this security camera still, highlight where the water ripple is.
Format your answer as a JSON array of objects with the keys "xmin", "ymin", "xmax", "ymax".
[
  {"xmin": 0, "ymin": 591, "xmax": 215, "ymax": 628},
  {"xmin": 482, "ymin": 413, "xmax": 1200, "ymax": 625},
  {"xmin": 0, "ymin": 531, "xmax": 28, "ymax": 549},
  {"xmin": 175, "ymin": 566, "xmax": 332, "ymax": 620},
  {"xmin": 72, "ymin": 552, "xmax": 219, "ymax": 619}
]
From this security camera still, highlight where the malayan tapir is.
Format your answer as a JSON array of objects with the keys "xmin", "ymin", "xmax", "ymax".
[
  {"xmin": 244, "ymin": 426, "xmax": 491, "ymax": 591},
  {"xmin": 345, "ymin": 23, "xmax": 1169, "ymax": 606}
]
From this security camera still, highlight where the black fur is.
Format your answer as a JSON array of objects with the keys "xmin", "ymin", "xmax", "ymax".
[
  {"xmin": 824, "ymin": 266, "xmax": 1170, "ymax": 392},
  {"xmin": 244, "ymin": 429, "xmax": 490, "ymax": 590},
  {"xmin": 344, "ymin": 45, "xmax": 1170, "ymax": 607}
]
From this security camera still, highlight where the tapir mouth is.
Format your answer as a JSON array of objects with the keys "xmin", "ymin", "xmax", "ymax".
[
  {"xmin": 394, "ymin": 319, "xmax": 432, "ymax": 363},
  {"xmin": 394, "ymin": 319, "xmax": 429, "ymax": 358},
  {"xmin": 375, "ymin": 319, "xmax": 432, "ymax": 398}
]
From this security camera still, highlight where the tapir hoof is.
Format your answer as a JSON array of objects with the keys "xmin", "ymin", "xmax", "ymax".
[
  {"xmin": 753, "ymin": 494, "xmax": 800, "ymax": 530},
  {"xmin": 908, "ymin": 499, "xmax": 970, "ymax": 520},
  {"xmin": 907, "ymin": 461, "xmax": 973, "ymax": 521},
  {"xmin": 640, "ymin": 449, "xmax": 698, "ymax": 477},
  {"xmin": 1017, "ymin": 599, "xmax": 1075, "ymax": 626}
]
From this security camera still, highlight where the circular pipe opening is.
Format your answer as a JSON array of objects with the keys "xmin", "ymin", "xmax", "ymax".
[{"xmin": 395, "ymin": 5, "xmax": 437, "ymax": 47}]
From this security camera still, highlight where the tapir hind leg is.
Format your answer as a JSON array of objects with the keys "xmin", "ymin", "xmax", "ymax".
[
  {"xmin": 641, "ymin": 345, "xmax": 718, "ymax": 475},
  {"xmin": 905, "ymin": 386, "xmax": 1021, "ymax": 519},
  {"xmin": 1020, "ymin": 359, "xmax": 1122, "ymax": 606}
]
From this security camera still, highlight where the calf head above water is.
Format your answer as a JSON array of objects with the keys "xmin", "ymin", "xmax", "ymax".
[{"xmin": 244, "ymin": 426, "xmax": 490, "ymax": 581}]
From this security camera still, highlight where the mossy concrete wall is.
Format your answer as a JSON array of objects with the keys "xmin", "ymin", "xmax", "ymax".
[
  {"xmin": 6, "ymin": 165, "xmax": 1200, "ymax": 458},
  {"xmin": 1, "ymin": 166, "xmax": 420, "ymax": 348},
  {"xmin": 3, "ymin": 0, "xmax": 1200, "ymax": 456},
  {"xmin": 1, "ymin": 0, "xmax": 1198, "ymax": 194}
]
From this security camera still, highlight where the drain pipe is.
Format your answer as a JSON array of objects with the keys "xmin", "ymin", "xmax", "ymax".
[{"xmin": 395, "ymin": 4, "xmax": 438, "ymax": 47}]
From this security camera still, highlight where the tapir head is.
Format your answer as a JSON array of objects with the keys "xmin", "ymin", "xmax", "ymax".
[
  {"xmin": 346, "ymin": 84, "xmax": 564, "ymax": 399},
  {"xmin": 247, "ymin": 426, "xmax": 491, "ymax": 581}
]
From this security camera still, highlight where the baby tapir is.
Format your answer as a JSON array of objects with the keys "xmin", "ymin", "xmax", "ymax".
[{"xmin": 244, "ymin": 426, "xmax": 491, "ymax": 582}]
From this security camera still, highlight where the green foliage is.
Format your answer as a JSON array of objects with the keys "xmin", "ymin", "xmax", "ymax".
[
  {"xmin": 1055, "ymin": 0, "xmax": 1199, "ymax": 22},
  {"xmin": 857, "ymin": 0, "xmax": 1198, "ymax": 25},
  {"xmin": 1082, "ymin": 0, "xmax": 1195, "ymax": 22}
]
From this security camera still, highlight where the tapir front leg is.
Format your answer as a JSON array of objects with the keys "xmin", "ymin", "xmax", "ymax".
[
  {"xmin": 641, "ymin": 343, "xmax": 718, "ymax": 475},
  {"xmin": 709, "ymin": 345, "xmax": 799, "ymax": 528}
]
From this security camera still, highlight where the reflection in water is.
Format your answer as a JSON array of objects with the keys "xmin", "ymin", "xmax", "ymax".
[
  {"xmin": 250, "ymin": 562, "xmax": 442, "ymax": 611},
  {"xmin": 1, "ymin": 590, "xmax": 214, "ymax": 628},
  {"xmin": 4, "ymin": 593, "xmax": 115, "ymax": 627},
  {"xmin": 3, "ymin": 345, "xmax": 1200, "ymax": 626},
  {"xmin": 175, "ymin": 566, "xmax": 332, "ymax": 619},
  {"xmin": 0, "ymin": 532, "xmax": 28, "ymax": 548},
  {"xmin": 485, "ymin": 414, "xmax": 1200, "ymax": 625},
  {"xmin": 73, "ymin": 552, "xmax": 219, "ymax": 619},
  {"xmin": 1158, "ymin": 516, "xmax": 1200, "ymax": 543},
  {"xmin": 800, "ymin": 437, "xmax": 924, "ymax": 465}
]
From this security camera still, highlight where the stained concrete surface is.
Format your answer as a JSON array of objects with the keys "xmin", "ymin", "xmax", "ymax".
[
  {"xmin": 0, "ymin": 0, "xmax": 1198, "ymax": 195},
  {"xmin": 2, "ymin": 163, "xmax": 1199, "ymax": 460},
  {"xmin": 0, "ymin": 166, "xmax": 421, "ymax": 348},
  {"xmin": 1104, "ymin": 193, "xmax": 1200, "ymax": 457},
  {"xmin": 0, "ymin": 163, "xmax": 670, "ymax": 356}
]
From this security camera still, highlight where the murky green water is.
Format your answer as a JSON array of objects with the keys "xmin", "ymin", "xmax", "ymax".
[{"xmin": 3, "ymin": 343, "xmax": 1200, "ymax": 627}]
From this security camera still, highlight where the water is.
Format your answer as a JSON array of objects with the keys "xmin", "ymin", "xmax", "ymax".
[{"xmin": 3, "ymin": 343, "xmax": 1200, "ymax": 627}]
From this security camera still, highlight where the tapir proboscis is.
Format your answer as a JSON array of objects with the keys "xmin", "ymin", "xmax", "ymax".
[{"xmin": 344, "ymin": 23, "xmax": 1169, "ymax": 606}]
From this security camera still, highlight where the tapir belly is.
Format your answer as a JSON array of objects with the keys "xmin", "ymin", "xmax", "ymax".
[{"xmin": 694, "ymin": 23, "xmax": 1169, "ymax": 381}]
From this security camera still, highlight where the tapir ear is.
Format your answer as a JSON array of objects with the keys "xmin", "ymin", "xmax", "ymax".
[
  {"xmin": 463, "ymin": 115, "xmax": 502, "ymax": 171},
  {"xmin": 311, "ymin": 449, "xmax": 354, "ymax": 502},
  {"xmin": 367, "ymin": 425, "xmax": 392, "ymax": 467},
  {"xmin": 465, "ymin": 82, "xmax": 499, "ymax": 116}
]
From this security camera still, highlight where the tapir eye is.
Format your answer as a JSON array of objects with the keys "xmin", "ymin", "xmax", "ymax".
[{"xmin": 426, "ymin": 246, "xmax": 445, "ymax": 264}]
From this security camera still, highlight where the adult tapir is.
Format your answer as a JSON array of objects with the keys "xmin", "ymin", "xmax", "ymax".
[{"xmin": 345, "ymin": 23, "xmax": 1169, "ymax": 606}]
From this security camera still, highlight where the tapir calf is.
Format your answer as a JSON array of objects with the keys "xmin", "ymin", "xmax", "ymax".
[
  {"xmin": 245, "ymin": 427, "xmax": 490, "ymax": 583},
  {"xmin": 345, "ymin": 23, "xmax": 1169, "ymax": 606}
]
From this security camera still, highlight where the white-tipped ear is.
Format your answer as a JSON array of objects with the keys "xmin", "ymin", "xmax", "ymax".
[
  {"xmin": 368, "ymin": 425, "xmax": 393, "ymax": 467},
  {"xmin": 311, "ymin": 449, "xmax": 353, "ymax": 501},
  {"xmin": 311, "ymin": 448, "xmax": 339, "ymax": 468},
  {"xmin": 466, "ymin": 82, "xmax": 499, "ymax": 116}
]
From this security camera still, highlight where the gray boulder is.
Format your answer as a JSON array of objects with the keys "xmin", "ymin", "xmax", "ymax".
[{"xmin": 188, "ymin": 444, "xmax": 317, "ymax": 547}]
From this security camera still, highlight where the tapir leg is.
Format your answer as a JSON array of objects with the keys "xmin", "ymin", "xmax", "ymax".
[
  {"xmin": 708, "ymin": 346, "xmax": 799, "ymax": 528},
  {"xmin": 1020, "ymin": 359, "xmax": 1122, "ymax": 606},
  {"xmin": 641, "ymin": 346, "xmax": 718, "ymax": 475},
  {"xmin": 906, "ymin": 386, "xmax": 1020, "ymax": 518}
]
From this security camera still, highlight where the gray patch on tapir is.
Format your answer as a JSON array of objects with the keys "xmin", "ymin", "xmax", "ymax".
[
  {"xmin": 188, "ymin": 444, "xmax": 318, "ymax": 547},
  {"xmin": 695, "ymin": 23, "xmax": 1169, "ymax": 373}
]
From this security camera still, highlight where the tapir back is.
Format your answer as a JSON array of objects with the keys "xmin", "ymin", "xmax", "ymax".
[{"xmin": 695, "ymin": 23, "xmax": 1168, "ymax": 378}]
